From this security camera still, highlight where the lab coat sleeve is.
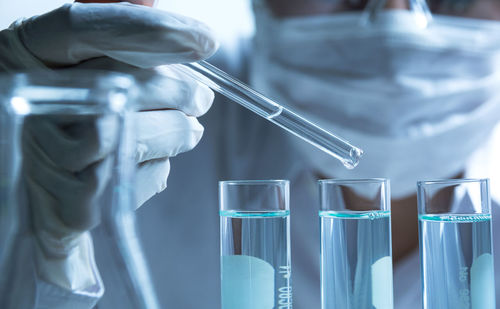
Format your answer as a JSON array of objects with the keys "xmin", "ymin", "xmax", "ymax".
[{"xmin": 2, "ymin": 232, "xmax": 103, "ymax": 309}]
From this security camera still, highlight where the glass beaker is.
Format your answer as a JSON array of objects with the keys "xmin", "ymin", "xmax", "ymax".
[
  {"xmin": 219, "ymin": 180, "xmax": 292, "ymax": 309},
  {"xmin": 0, "ymin": 71, "xmax": 160, "ymax": 309},
  {"xmin": 319, "ymin": 178, "xmax": 393, "ymax": 309},
  {"xmin": 418, "ymin": 179, "xmax": 496, "ymax": 309}
]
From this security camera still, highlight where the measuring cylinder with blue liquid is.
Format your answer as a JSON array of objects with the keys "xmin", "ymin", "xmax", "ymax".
[
  {"xmin": 219, "ymin": 180, "xmax": 292, "ymax": 309},
  {"xmin": 319, "ymin": 179, "xmax": 393, "ymax": 309},
  {"xmin": 418, "ymin": 179, "xmax": 496, "ymax": 309}
]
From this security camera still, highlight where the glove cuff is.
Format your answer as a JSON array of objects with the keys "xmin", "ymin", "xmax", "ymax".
[
  {"xmin": 35, "ymin": 232, "xmax": 104, "ymax": 293},
  {"xmin": 0, "ymin": 19, "xmax": 48, "ymax": 71}
]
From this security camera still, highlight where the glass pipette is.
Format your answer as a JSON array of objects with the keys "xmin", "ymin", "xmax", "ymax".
[{"xmin": 172, "ymin": 61, "xmax": 363, "ymax": 169}]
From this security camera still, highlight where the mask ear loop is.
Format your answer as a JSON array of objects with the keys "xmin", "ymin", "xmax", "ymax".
[{"xmin": 361, "ymin": 0, "xmax": 433, "ymax": 28}]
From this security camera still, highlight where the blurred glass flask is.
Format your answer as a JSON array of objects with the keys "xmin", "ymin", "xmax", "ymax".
[{"xmin": 0, "ymin": 71, "xmax": 161, "ymax": 309}]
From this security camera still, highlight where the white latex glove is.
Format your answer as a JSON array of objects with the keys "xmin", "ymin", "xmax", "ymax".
[{"xmin": 0, "ymin": 1, "xmax": 218, "ymax": 296}]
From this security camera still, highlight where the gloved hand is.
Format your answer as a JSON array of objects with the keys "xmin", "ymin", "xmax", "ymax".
[
  {"xmin": 21, "ymin": 114, "xmax": 119, "ymax": 292},
  {"xmin": 0, "ymin": 1, "xmax": 218, "ymax": 294}
]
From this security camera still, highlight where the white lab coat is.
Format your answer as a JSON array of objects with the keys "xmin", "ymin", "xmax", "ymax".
[{"xmin": 130, "ymin": 47, "xmax": 500, "ymax": 308}]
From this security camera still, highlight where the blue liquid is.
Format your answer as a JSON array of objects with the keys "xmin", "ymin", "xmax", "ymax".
[
  {"xmin": 320, "ymin": 211, "xmax": 393, "ymax": 309},
  {"xmin": 419, "ymin": 214, "xmax": 495, "ymax": 309},
  {"xmin": 220, "ymin": 210, "xmax": 292, "ymax": 309}
]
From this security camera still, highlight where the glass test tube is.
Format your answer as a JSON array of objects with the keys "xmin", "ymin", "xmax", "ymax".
[
  {"xmin": 418, "ymin": 179, "xmax": 496, "ymax": 309},
  {"xmin": 319, "ymin": 179, "xmax": 393, "ymax": 309},
  {"xmin": 219, "ymin": 180, "xmax": 292, "ymax": 309}
]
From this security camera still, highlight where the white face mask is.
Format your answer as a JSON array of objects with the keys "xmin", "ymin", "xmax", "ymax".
[{"xmin": 249, "ymin": 7, "xmax": 500, "ymax": 199}]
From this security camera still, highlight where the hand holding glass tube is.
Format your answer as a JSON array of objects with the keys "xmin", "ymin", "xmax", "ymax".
[{"xmin": 75, "ymin": 0, "xmax": 364, "ymax": 169}]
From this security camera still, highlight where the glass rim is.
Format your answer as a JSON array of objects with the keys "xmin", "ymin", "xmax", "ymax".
[
  {"xmin": 219, "ymin": 179, "xmax": 289, "ymax": 186},
  {"xmin": 417, "ymin": 178, "xmax": 489, "ymax": 187},
  {"xmin": 1, "ymin": 70, "xmax": 137, "ymax": 116},
  {"xmin": 318, "ymin": 178, "xmax": 388, "ymax": 185},
  {"xmin": 0, "ymin": 70, "xmax": 136, "ymax": 98}
]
